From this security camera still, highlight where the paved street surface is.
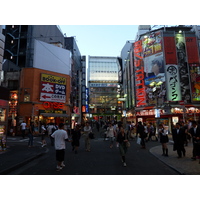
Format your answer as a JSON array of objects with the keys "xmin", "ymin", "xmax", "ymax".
[
  {"xmin": 1, "ymin": 127, "xmax": 200, "ymax": 175},
  {"xmin": 2, "ymin": 133, "xmax": 178, "ymax": 175}
]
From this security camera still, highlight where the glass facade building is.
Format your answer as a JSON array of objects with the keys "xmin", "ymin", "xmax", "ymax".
[{"xmin": 88, "ymin": 56, "xmax": 122, "ymax": 122}]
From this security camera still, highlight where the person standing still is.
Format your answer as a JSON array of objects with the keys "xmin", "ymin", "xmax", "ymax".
[
  {"xmin": 83, "ymin": 122, "xmax": 92, "ymax": 152},
  {"xmin": 51, "ymin": 123, "xmax": 69, "ymax": 171},
  {"xmin": 20, "ymin": 121, "xmax": 27, "ymax": 139}
]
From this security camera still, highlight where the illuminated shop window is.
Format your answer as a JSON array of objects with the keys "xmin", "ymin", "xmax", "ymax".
[{"xmin": 24, "ymin": 94, "xmax": 30, "ymax": 102}]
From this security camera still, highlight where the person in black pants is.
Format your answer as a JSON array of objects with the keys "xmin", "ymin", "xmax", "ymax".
[
  {"xmin": 189, "ymin": 121, "xmax": 200, "ymax": 160},
  {"xmin": 172, "ymin": 123, "xmax": 186, "ymax": 158},
  {"xmin": 137, "ymin": 121, "xmax": 146, "ymax": 149}
]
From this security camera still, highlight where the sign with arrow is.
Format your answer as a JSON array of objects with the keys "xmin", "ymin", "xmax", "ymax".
[{"xmin": 40, "ymin": 73, "xmax": 66, "ymax": 103}]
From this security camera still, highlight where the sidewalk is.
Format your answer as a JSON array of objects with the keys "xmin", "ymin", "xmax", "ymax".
[
  {"xmin": 150, "ymin": 140, "xmax": 200, "ymax": 175},
  {"xmin": 0, "ymin": 136, "xmax": 48, "ymax": 175}
]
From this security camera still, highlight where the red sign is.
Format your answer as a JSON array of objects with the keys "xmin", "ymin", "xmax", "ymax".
[
  {"xmin": 134, "ymin": 40, "xmax": 146, "ymax": 107},
  {"xmin": 185, "ymin": 37, "xmax": 199, "ymax": 64},
  {"xmin": 42, "ymin": 101, "xmax": 64, "ymax": 109},
  {"xmin": 164, "ymin": 37, "xmax": 177, "ymax": 64},
  {"xmin": 179, "ymin": 100, "xmax": 184, "ymax": 105}
]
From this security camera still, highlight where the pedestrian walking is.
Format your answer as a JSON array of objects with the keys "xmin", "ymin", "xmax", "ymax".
[
  {"xmin": 106, "ymin": 123, "xmax": 115, "ymax": 148},
  {"xmin": 83, "ymin": 122, "xmax": 92, "ymax": 152},
  {"xmin": 116, "ymin": 126, "xmax": 129, "ymax": 167},
  {"xmin": 137, "ymin": 121, "xmax": 146, "ymax": 149},
  {"xmin": 28, "ymin": 122, "xmax": 35, "ymax": 147},
  {"xmin": 148, "ymin": 123, "xmax": 156, "ymax": 141},
  {"xmin": 172, "ymin": 122, "xmax": 186, "ymax": 158},
  {"xmin": 40, "ymin": 123, "xmax": 47, "ymax": 147},
  {"xmin": 51, "ymin": 123, "xmax": 70, "ymax": 171},
  {"xmin": 47, "ymin": 122, "xmax": 57, "ymax": 146},
  {"xmin": 71, "ymin": 124, "xmax": 81, "ymax": 154},
  {"xmin": 20, "ymin": 120, "xmax": 27, "ymax": 139},
  {"xmin": 158, "ymin": 124, "xmax": 169, "ymax": 156}
]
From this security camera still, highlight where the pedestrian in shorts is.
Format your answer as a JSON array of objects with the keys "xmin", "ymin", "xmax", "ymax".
[{"xmin": 51, "ymin": 123, "xmax": 70, "ymax": 171}]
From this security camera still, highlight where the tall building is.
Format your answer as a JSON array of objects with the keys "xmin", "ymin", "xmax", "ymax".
[
  {"xmin": 64, "ymin": 37, "xmax": 86, "ymax": 125},
  {"xmin": 2, "ymin": 25, "xmax": 73, "ymax": 134},
  {"xmin": 88, "ymin": 56, "xmax": 122, "ymax": 122},
  {"xmin": 125, "ymin": 25, "xmax": 200, "ymax": 131}
]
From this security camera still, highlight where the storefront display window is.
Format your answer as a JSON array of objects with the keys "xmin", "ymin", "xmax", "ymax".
[
  {"xmin": 0, "ymin": 108, "xmax": 6, "ymax": 122},
  {"xmin": 0, "ymin": 125, "xmax": 6, "ymax": 151}
]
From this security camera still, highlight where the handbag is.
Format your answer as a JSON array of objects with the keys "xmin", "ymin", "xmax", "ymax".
[
  {"xmin": 89, "ymin": 132, "xmax": 94, "ymax": 139},
  {"xmin": 137, "ymin": 137, "xmax": 141, "ymax": 145}
]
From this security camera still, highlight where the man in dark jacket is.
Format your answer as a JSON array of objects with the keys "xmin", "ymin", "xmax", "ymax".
[
  {"xmin": 137, "ymin": 121, "xmax": 146, "ymax": 149},
  {"xmin": 189, "ymin": 121, "xmax": 200, "ymax": 160},
  {"xmin": 172, "ymin": 122, "xmax": 186, "ymax": 158}
]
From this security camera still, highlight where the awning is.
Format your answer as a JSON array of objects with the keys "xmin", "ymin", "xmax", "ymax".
[{"xmin": 40, "ymin": 113, "xmax": 69, "ymax": 117}]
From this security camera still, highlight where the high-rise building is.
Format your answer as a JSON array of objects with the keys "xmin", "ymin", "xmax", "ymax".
[{"xmin": 88, "ymin": 56, "xmax": 122, "ymax": 122}]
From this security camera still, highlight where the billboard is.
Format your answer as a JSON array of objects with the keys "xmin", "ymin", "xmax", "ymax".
[
  {"xmin": 40, "ymin": 73, "xmax": 66, "ymax": 103},
  {"xmin": 134, "ymin": 40, "xmax": 146, "ymax": 107},
  {"xmin": 163, "ymin": 37, "xmax": 177, "ymax": 65},
  {"xmin": 185, "ymin": 35, "xmax": 200, "ymax": 101},
  {"xmin": 33, "ymin": 40, "xmax": 71, "ymax": 76},
  {"xmin": 175, "ymin": 33, "xmax": 191, "ymax": 103},
  {"xmin": 165, "ymin": 65, "xmax": 182, "ymax": 101}
]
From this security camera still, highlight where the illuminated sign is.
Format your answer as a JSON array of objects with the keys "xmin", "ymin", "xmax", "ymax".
[
  {"xmin": 42, "ymin": 101, "xmax": 64, "ymax": 109},
  {"xmin": 134, "ymin": 40, "xmax": 146, "ymax": 107},
  {"xmin": 40, "ymin": 73, "xmax": 66, "ymax": 103},
  {"xmin": 165, "ymin": 65, "xmax": 182, "ymax": 101}
]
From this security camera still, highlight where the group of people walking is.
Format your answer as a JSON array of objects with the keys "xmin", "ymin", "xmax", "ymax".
[{"xmin": 19, "ymin": 118, "xmax": 200, "ymax": 171}]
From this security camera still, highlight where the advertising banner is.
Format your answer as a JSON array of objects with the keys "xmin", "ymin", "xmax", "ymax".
[
  {"xmin": 134, "ymin": 40, "xmax": 146, "ymax": 107},
  {"xmin": 175, "ymin": 33, "xmax": 191, "ymax": 103},
  {"xmin": 165, "ymin": 65, "xmax": 182, "ymax": 101},
  {"xmin": 163, "ymin": 37, "xmax": 177, "ymax": 65},
  {"xmin": 40, "ymin": 73, "xmax": 66, "ymax": 103},
  {"xmin": 185, "ymin": 37, "xmax": 199, "ymax": 64}
]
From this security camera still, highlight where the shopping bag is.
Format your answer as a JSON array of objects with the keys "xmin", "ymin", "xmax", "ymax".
[{"xmin": 137, "ymin": 137, "xmax": 141, "ymax": 145}]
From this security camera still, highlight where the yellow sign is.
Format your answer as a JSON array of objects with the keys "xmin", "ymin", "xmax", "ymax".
[{"xmin": 41, "ymin": 73, "xmax": 66, "ymax": 85}]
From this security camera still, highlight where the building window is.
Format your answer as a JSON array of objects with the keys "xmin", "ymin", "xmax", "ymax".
[{"xmin": 24, "ymin": 94, "xmax": 30, "ymax": 102}]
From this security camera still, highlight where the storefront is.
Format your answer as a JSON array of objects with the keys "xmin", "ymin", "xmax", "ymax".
[
  {"xmin": 18, "ymin": 68, "xmax": 71, "ymax": 135},
  {"xmin": 0, "ymin": 87, "xmax": 9, "ymax": 151}
]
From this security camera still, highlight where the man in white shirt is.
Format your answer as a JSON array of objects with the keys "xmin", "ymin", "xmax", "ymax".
[
  {"xmin": 51, "ymin": 123, "xmax": 69, "ymax": 171},
  {"xmin": 20, "ymin": 121, "xmax": 27, "ymax": 139}
]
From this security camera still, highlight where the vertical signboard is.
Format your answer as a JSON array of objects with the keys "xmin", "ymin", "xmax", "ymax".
[
  {"xmin": 142, "ymin": 31, "xmax": 166, "ymax": 105},
  {"xmin": 175, "ymin": 33, "xmax": 191, "ymax": 103},
  {"xmin": 185, "ymin": 34, "xmax": 200, "ymax": 101},
  {"xmin": 40, "ymin": 73, "xmax": 66, "ymax": 103},
  {"xmin": 185, "ymin": 36, "xmax": 199, "ymax": 64},
  {"xmin": 85, "ymin": 88, "xmax": 89, "ymax": 113},
  {"xmin": 163, "ymin": 37, "xmax": 177, "ymax": 65},
  {"xmin": 165, "ymin": 65, "xmax": 182, "ymax": 101},
  {"xmin": 134, "ymin": 40, "xmax": 146, "ymax": 107}
]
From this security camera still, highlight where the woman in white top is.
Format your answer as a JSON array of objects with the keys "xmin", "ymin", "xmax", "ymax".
[
  {"xmin": 83, "ymin": 122, "xmax": 92, "ymax": 152},
  {"xmin": 107, "ymin": 123, "xmax": 115, "ymax": 148}
]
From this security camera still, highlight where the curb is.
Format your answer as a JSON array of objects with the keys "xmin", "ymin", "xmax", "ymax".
[
  {"xmin": 149, "ymin": 146, "xmax": 184, "ymax": 175},
  {"xmin": 0, "ymin": 148, "xmax": 49, "ymax": 175}
]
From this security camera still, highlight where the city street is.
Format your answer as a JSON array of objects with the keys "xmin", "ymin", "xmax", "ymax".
[{"xmin": 5, "ymin": 132, "xmax": 179, "ymax": 175}]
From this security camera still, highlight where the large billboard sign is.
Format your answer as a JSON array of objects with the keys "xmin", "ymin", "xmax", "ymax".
[
  {"xmin": 165, "ymin": 65, "xmax": 182, "ymax": 101},
  {"xmin": 134, "ymin": 40, "xmax": 146, "ymax": 107},
  {"xmin": 40, "ymin": 73, "xmax": 66, "ymax": 103}
]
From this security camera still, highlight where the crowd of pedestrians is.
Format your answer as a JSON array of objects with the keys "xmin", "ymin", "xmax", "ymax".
[{"xmin": 18, "ymin": 118, "xmax": 200, "ymax": 171}]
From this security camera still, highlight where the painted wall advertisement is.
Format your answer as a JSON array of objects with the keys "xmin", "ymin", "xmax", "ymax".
[{"xmin": 40, "ymin": 73, "xmax": 66, "ymax": 103}]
